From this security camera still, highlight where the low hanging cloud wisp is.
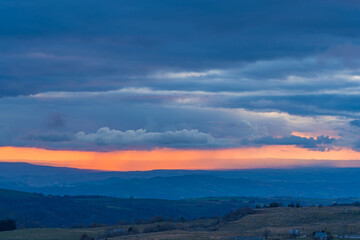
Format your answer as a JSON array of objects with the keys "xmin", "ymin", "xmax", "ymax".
[{"xmin": 75, "ymin": 127, "xmax": 232, "ymax": 149}]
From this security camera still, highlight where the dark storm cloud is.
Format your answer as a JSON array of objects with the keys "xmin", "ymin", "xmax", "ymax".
[
  {"xmin": 1, "ymin": 0, "xmax": 360, "ymax": 151},
  {"xmin": 1, "ymin": 0, "xmax": 360, "ymax": 96}
]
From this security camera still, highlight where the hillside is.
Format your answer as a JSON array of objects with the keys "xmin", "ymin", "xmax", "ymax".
[
  {"xmin": 1, "ymin": 206, "xmax": 360, "ymax": 240},
  {"xmin": 0, "ymin": 188, "xmax": 356, "ymax": 228},
  {"xmin": 4, "ymin": 163, "xmax": 360, "ymax": 199},
  {"xmin": 0, "ymin": 188, "xmax": 246, "ymax": 228}
]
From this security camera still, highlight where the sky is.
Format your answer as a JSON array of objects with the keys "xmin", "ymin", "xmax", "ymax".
[{"xmin": 1, "ymin": 0, "xmax": 360, "ymax": 170}]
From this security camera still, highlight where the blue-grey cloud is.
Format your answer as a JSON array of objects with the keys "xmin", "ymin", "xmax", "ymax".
[
  {"xmin": 0, "ymin": 89, "xmax": 353, "ymax": 150},
  {"xmin": 350, "ymin": 120, "xmax": 360, "ymax": 127},
  {"xmin": 251, "ymin": 135, "xmax": 335, "ymax": 151},
  {"xmin": 24, "ymin": 133, "xmax": 72, "ymax": 143},
  {"xmin": 46, "ymin": 112, "xmax": 66, "ymax": 128},
  {"xmin": 0, "ymin": 0, "xmax": 360, "ymax": 151},
  {"xmin": 1, "ymin": 0, "xmax": 360, "ymax": 97},
  {"xmin": 75, "ymin": 127, "xmax": 233, "ymax": 149}
]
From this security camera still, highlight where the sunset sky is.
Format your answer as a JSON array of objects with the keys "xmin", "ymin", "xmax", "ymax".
[{"xmin": 1, "ymin": 0, "xmax": 360, "ymax": 170}]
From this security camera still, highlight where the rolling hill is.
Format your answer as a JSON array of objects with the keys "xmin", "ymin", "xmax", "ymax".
[
  {"xmin": 1, "ymin": 205, "xmax": 360, "ymax": 240},
  {"xmin": 2, "ymin": 162, "xmax": 360, "ymax": 199},
  {"xmin": 0, "ymin": 187, "xmax": 354, "ymax": 228},
  {"xmin": 0, "ymin": 187, "xmax": 265, "ymax": 228}
]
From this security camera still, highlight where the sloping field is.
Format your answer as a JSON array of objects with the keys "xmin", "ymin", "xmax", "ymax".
[{"xmin": 2, "ymin": 206, "xmax": 360, "ymax": 240}]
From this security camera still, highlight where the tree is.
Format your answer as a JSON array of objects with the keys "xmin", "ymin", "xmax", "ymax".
[
  {"xmin": 128, "ymin": 226, "xmax": 139, "ymax": 234},
  {"xmin": 0, "ymin": 219, "xmax": 16, "ymax": 232},
  {"xmin": 263, "ymin": 229, "xmax": 271, "ymax": 240},
  {"xmin": 269, "ymin": 202, "xmax": 283, "ymax": 208},
  {"xmin": 223, "ymin": 207, "xmax": 255, "ymax": 222},
  {"xmin": 146, "ymin": 215, "xmax": 165, "ymax": 224},
  {"xmin": 80, "ymin": 233, "xmax": 94, "ymax": 240},
  {"xmin": 135, "ymin": 219, "xmax": 143, "ymax": 224}
]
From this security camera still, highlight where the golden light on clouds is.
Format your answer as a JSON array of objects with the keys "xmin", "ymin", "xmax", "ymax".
[{"xmin": 291, "ymin": 131, "xmax": 341, "ymax": 139}]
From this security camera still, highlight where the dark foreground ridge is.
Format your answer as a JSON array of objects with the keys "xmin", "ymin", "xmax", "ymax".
[
  {"xmin": 0, "ymin": 187, "xmax": 357, "ymax": 228},
  {"xmin": 1, "ymin": 204, "xmax": 360, "ymax": 240}
]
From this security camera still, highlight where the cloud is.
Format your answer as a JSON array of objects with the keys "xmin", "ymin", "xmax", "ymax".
[
  {"xmin": 251, "ymin": 135, "xmax": 336, "ymax": 151},
  {"xmin": 46, "ymin": 113, "xmax": 66, "ymax": 128},
  {"xmin": 0, "ymin": 92, "xmax": 350, "ymax": 151},
  {"xmin": 75, "ymin": 127, "xmax": 232, "ymax": 149},
  {"xmin": 1, "ymin": 0, "xmax": 360, "ymax": 97},
  {"xmin": 0, "ymin": 0, "xmax": 360, "ymax": 153},
  {"xmin": 350, "ymin": 120, "xmax": 360, "ymax": 127},
  {"xmin": 24, "ymin": 133, "xmax": 72, "ymax": 142},
  {"xmin": 152, "ymin": 70, "xmax": 221, "ymax": 79},
  {"xmin": 27, "ymin": 83, "xmax": 360, "ymax": 119},
  {"xmin": 321, "ymin": 43, "xmax": 360, "ymax": 68}
]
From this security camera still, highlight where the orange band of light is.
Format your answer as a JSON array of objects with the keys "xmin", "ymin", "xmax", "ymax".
[{"xmin": 1, "ymin": 145, "xmax": 360, "ymax": 171}]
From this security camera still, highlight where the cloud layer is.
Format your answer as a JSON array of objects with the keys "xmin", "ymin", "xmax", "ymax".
[
  {"xmin": 75, "ymin": 127, "xmax": 231, "ymax": 149},
  {"xmin": 0, "ymin": 0, "xmax": 360, "ymax": 152}
]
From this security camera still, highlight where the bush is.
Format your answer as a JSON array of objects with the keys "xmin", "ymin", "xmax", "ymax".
[
  {"xmin": 223, "ymin": 207, "xmax": 255, "ymax": 222},
  {"xmin": 143, "ymin": 224, "xmax": 178, "ymax": 233},
  {"xmin": 135, "ymin": 219, "xmax": 144, "ymax": 224},
  {"xmin": 146, "ymin": 216, "xmax": 165, "ymax": 224},
  {"xmin": 80, "ymin": 233, "xmax": 94, "ymax": 240},
  {"xmin": 127, "ymin": 226, "xmax": 139, "ymax": 234},
  {"xmin": 0, "ymin": 219, "xmax": 16, "ymax": 232},
  {"xmin": 269, "ymin": 202, "xmax": 283, "ymax": 208},
  {"xmin": 88, "ymin": 222, "xmax": 106, "ymax": 228}
]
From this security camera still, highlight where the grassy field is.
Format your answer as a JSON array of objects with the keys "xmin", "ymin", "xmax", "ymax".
[
  {"xmin": 0, "ymin": 227, "xmax": 107, "ymax": 240},
  {"xmin": 1, "ymin": 206, "xmax": 360, "ymax": 240},
  {"xmin": 223, "ymin": 206, "xmax": 360, "ymax": 238}
]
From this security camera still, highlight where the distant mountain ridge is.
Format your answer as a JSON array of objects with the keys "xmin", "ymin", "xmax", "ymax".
[{"xmin": 2, "ymin": 162, "xmax": 360, "ymax": 199}]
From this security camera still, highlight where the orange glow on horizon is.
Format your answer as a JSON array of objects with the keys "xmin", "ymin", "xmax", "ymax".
[{"xmin": 1, "ymin": 145, "xmax": 360, "ymax": 171}]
